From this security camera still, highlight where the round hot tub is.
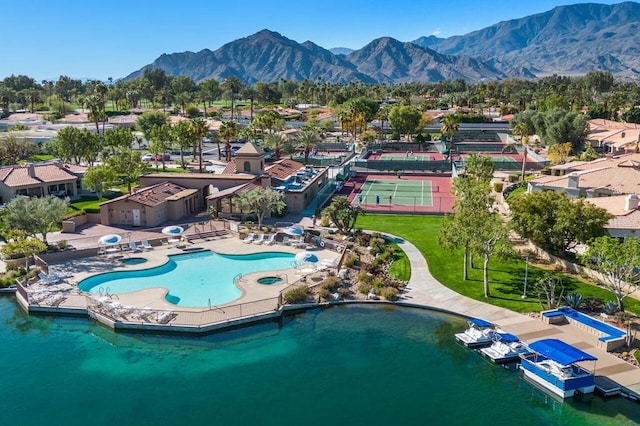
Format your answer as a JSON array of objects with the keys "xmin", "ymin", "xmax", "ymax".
[
  {"xmin": 121, "ymin": 257, "xmax": 148, "ymax": 266},
  {"xmin": 257, "ymin": 276, "xmax": 284, "ymax": 285}
]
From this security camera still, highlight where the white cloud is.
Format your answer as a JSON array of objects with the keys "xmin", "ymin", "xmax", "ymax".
[{"xmin": 431, "ymin": 28, "xmax": 441, "ymax": 36}]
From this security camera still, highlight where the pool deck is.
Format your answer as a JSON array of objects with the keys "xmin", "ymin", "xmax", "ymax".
[
  {"xmin": 18, "ymin": 233, "xmax": 338, "ymax": 331},
  {"xmin": 391, "ymin": 234, "xmax": 640, "ymax": 399}
]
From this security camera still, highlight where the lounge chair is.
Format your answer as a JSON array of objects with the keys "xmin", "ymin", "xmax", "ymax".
[
  {"xmin": 242, "ymin": 233, "xmax": 255, "ymax": 244},
  {"xmin": 129, "ymin": 241, "xmax": 142, "ymax": 252},
  {"xmin": 253, "ymin": 234, "xmax": 265, "ymax": 244},
  {"xmin": 140, "ymin": 239, "xmax": 153, "ymax": 250},
  {"xmin": 263, "ymin": 234, "xmax": 275, "ymax": 245}
]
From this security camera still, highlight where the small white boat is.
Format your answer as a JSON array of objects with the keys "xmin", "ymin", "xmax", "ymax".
[
  {"xmin": 480, "ymin": 332, "xmax": 531, "ymax": 363},
  {"xmin": 519, "ymin": 339, "xmax": 597, "ymax": 399},
  {"xmin": 454, "ymin": 318, "xmax": 499, "ymax": 347}
]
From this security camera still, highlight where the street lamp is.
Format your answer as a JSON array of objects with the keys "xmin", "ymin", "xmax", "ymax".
[{"xmin": 522, "ymin": 252, "xmax": 530, "ymax": 299}]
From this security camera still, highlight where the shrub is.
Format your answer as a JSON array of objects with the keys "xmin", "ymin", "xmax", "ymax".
[
  {"xmin": 507, "ymin": 174, "xmax": 519, "ymax": 183},
  {"xmin": 343, "ymin": 254, "xmax": 358, "ymax": 268},
  {"xmin": 337, "ymin": 287, "xmax": 350, "ymax": 298},
  {"xmin": 319, "ymin": 287, "xmax": 332, "ymax": 301},
  {"xmin": 321, "ymin": 276, "xmax": 341, "ymax": 292},
  {"xmin": 493, "ymin": 182, "xmax": 504, "ymax": 193},
  {"xmin": 381, "ymin": 287, "xmax": 399, "ymax": 301},
  {"xmin": 563, "ymin": 293, "xmax": 583, "ymax": 310},
  {"xmin": 357, "ymin": 281, "xmax": 373, "ymax": 295},
  {"xmin": 372, "ymin": 278, "xmax": 385, "ymax": 289},
  {"xmin": 584, "ymin": 297, "xmax": 603, "ymax": 312},
  {"xmin": 603, "ymin": 301, "xmax": 618, "ymax": 315},
  {"xmin": 358, "ymin": 272, "xmax": 372, "ymax": 284},
  {"xmin": 283, "ymin": 286, "xmax": 309, "ymax": 304}
]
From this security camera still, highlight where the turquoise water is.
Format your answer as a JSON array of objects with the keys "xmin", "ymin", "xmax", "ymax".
[
  {"xmin": 78, "ymin": 251, "xmax": 295, "ymax": 307},
  {"xmin": 1, "ymin": 297, "xmax": 638, "ymax": 425}
]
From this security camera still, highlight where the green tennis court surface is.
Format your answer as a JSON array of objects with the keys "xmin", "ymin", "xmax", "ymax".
[
  {"xmin": 379, "ymin": 153, "xmax": 432, "ymax": 161},
  {"xmin": 354, "ymin": 178, "xmax": 434, "ymax": 207},
  {"xmin": 461, "ymin": 154, "xmax": 517, "ymax": 163}
]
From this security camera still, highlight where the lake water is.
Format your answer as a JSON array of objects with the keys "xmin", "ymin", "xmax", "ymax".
[{"xmin": 0, "ymin": 296, "xmax": 638, "ymax": 425}]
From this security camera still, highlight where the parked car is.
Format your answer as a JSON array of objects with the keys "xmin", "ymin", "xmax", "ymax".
[
  {"xmin": 155, "ymin": 154, "xmax": 171, "ymax": 161},
  {"xmin": 141, "ymin": 153, "xmax": 154, "ymax": 161}
]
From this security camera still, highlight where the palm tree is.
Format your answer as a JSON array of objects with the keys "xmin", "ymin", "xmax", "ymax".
[
  {"xmin": 296, "ymin": 130, "xmax": 320, "ymax": 164},
  {"xmin": 190, "ymin": 118, "xmax": 209, "ymax": 172},
  {"xmin": 85, "ymin": 94, "xmax": 103, "ymax": 134},
  {"xmin": 263, "ymin": 132, "xmax": 288, "ymax": 161},
  {"xmin": 512, "ymin": 123, "xmax": 530, "ymax": 181},
  {"xmin": 221, "ymin": 76, "xmax": 243, "ymax": 121},
  {"xmin": 441, "ymin": 114, "xmax": 460, "ymax": 165},
  {"xmin": 218, "ymin": 121, "xmax": 238, "ymax": 162}
]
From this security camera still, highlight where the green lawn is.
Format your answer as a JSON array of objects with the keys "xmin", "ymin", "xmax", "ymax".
[
  {"xmin": 68, "ymin": 191, "xmax": 123, "ymax": 214},
  {"xmin": 356, "ymin": 215, "xmax": 640, "ymax": 315},
  {"xmin": 388, "ymin": 242, "xmax": 410, "ymax": 281}
]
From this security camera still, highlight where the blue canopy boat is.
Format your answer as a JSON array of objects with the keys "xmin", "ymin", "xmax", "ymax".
[{"xmin": 519, "ymin": 339, "xmax": 598, "ymax": 398}]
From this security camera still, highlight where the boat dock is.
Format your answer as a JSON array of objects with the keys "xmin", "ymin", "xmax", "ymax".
[{"xmin": 393, "ymin": 234, "xmax": 640, "ymax": 403}]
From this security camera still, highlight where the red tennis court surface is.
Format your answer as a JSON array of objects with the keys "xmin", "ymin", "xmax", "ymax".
[{"xmin": 337, "ymin": 173, "xmax": 454, "ymax": 214}]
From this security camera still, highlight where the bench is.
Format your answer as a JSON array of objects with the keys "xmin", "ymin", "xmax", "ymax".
[{"xmin": 541, "ymin": 307, "xmax": 627, "ymax": 351}]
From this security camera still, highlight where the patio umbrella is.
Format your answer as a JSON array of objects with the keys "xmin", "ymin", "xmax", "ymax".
[
  {"xmin": 283, "ymin": 226, "xmax": 304, "ymax": 236},
  {"xmin": 98, "ymin": 234, "xmax": 122, "ymax": 246},
  {"xmin": 162, "ymin": 225, "xmax": 184, "ymax": 236},
  {"xmin": 295, "ymin": 252, "xmax": 318, "ymax": 263}
]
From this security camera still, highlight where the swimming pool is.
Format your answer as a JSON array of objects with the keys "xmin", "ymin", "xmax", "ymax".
[{"xmin": 78, "ymin": 251, "xmax": 295, "ymax": 307}]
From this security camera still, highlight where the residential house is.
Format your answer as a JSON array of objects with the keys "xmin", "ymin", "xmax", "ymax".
[{"xmin": 0, "ymin": 162, "xmax": 84, "ymax": 202}]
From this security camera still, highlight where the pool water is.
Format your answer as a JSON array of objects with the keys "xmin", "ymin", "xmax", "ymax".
[
  {"xmin": 78, "ymin": 251, "xmax": 295, "ymax": 307},
  {"xmin": 1, "ymin": 299, "xmax": 638, "ymax": 426}
]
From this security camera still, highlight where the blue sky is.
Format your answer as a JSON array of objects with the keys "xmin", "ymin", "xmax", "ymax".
[{"xmin": 0, "ymin": 0, "xmax": 625, "ymax": 82}]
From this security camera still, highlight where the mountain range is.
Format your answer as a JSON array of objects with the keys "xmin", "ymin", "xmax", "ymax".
[{"xmin": 125, "ymin": 2, "xmax": 640, "ymax": 83}]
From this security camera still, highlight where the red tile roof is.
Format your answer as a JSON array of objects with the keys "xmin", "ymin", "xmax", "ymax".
[
  {"xmin": 264, "ymin": 159, "xmax": 304, "ymax": 181},
  {"xmin": 103, "ymin": 181, "xmax": 190, "ymax": 207},
  {"xmin": 0, "ymin": 163, "xmax": 78, "ymax": 188}
]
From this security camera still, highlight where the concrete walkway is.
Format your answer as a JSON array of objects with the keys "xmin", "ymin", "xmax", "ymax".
[{"xmin": 389, "ymin": 233, "xmax": 640, "ymax": 397}]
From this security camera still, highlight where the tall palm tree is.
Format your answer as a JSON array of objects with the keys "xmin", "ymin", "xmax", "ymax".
[
  {"xmin": 296, "ymin": 130, "xmax": 320, "ymax": 164},
  {"xmin": 219, "ymin": 121, "xmax": 238, "ymax": 162},
  {"xmin": 441, "ymin": 114, "xmax": 460, "ymax": 165},
  {"xmin": 263, "ymin": 132, "xmax": 288, "ymax": 161},
  {"xmin": 221, "ymin": 76, "xmax": 243, "ymax": 121},
  {"xmin": 190, "ymin": 118, "xmax": 209, "ymax": 172},
  {"xmin": 512, "ymin": 122, "xmax": 530, "ymax": 181}
]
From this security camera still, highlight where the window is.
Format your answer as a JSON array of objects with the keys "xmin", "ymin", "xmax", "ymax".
[{"xmin": 244, "ymin": 161, "xmax": 251, "ymax": 172}]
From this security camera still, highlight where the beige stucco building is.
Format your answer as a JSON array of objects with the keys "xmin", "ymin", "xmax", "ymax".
[{"xmin": 99, "ymin": 181, "xmax": 201, "ymax": 227}]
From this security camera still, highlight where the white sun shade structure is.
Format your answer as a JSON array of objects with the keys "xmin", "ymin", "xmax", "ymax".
[
  {"xmin": 161, "ymin": 226, "xmax": 184, "ymax": 236},
  {"xmin": 98, "ymin": 234, "xmax": 122, "ymax": 246}
]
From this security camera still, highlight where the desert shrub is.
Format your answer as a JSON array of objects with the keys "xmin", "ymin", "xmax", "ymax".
[
  {"xmin": 603, "ymin": 301, "xmax": 618, "ymax": 315},
  {"xmin": 379, "ymin": 250, "xmax": 392, "ymax": 262},
  {"xmin": 343, "ymin": 254, "xmax": 358, "ymax": 268},
  {"xmin": 372, "ymin": 278, "xmax": 385, "ymax": 289},
  {"xmin": 356, "ymin": 233, "xmax": 371, "ymax": 246},
  {"xmin": 563, "ymin": 293, "xmax": 583, "ymax": 310},
  {"xmin": 583, "ymin": 297, "xmax": 604, "ymax": 312},
  {"xmin": 321, "ymin": 276, "xmax": 341, "ymax": 292},
  {"xmin": 507, "ymin": 174, "xmax": 519, "ymax": 183},
  {"xmin": 493, "ymin": 182, "xmax": 504, "ymax": 192},
  {"xmin": 381, "ymin": 287, "xmax": 399, "ymax": 301},
  {"xmin": 283, "ymin": 286, "xmax": 310, "ymax": 304},
  {"xmin": 357, "ymin": 281, "xmax": 373, "ymax": 294},
  {"xmin": 319, "ymin": 287, "xmax": 332, "ymax": 301},
  {"xmin": 320, "ymin": 215, "xmax": 330, "ymax": 227},
  {"xmin": 337, "ymin": 287, "xmax": 350, "ymax": 298},
  {"xmin": 358, "ymin": 272, "xmax": 372, "ymax": 284}
]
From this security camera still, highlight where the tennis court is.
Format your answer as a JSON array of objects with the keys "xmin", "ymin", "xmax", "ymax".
[
  {"xmin": 378, "ymin": 152, "xmax": 434, "ymax": 161},
  {"xmin": 461, "ymin": 154, "xmax": 519, "ymax": 163},
  {"xmin": 342, "ymin": 174, "xmax": 454, "ymax": 213},
  {"xmin": 355, "ymin": 178, "xmax": 435, "ymax": 207}
]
